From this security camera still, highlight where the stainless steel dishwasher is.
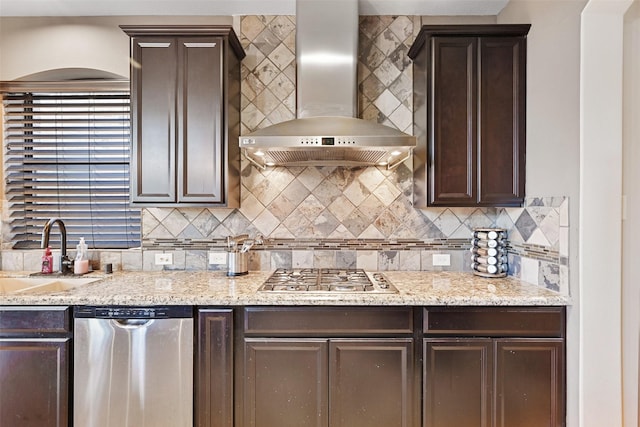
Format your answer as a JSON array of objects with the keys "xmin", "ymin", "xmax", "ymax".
[{"xmin": 74, "ymin": 306, "xmax": 193, "ymax": 427}]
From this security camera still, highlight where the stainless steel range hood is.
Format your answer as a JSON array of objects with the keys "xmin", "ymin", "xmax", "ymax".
[{"xmin": 240, "ymin": 0, "xmax": 416, "ymax": 170}]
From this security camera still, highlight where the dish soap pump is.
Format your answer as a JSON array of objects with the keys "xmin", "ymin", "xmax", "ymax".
[
  {"xmin": 73, "ymin": 237, "xmax": 90, "ymax": 274},
  {"xmin": 41, "ymin": 246, "xmax": 53, "ymax": 274}
]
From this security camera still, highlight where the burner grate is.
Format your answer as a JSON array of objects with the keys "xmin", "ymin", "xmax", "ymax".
[{"xmin": 258, "ymin": 268, "xmax": 397, "ymax": 293}]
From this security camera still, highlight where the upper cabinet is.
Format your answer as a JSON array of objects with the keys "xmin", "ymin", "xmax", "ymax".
[
  {"xmin": 120, "ymin": 25, "xmax": 245, "ymax": 207},
  {"xmin": 409, "ymin": 25, "xmax": 530, "ymax": 207}
]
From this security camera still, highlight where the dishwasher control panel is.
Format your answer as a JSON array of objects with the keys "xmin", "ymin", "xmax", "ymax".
[
  {"xmin": 96, "ymin": 308, "xmax": 164, "ymax": 318},
  {"xmin": 74, "ymin": 306, "xmax": 193, "ymax": 319}
]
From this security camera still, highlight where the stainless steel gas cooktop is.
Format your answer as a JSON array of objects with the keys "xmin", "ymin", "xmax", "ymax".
[{"xmin": 257, "ymin": 268, "xmax": 398, "ymax": 294}]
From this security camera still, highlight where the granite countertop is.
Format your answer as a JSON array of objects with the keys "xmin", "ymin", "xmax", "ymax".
[{"xmin": 0, "ymin": 270, "xmax": 569, "ymax": 306}]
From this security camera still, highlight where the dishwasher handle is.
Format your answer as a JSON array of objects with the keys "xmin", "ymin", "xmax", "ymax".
[{"xmin": 112, "ymin": 318, "xmax": 154, "ymax": 328}]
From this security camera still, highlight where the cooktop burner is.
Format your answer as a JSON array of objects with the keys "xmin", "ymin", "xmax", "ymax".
[{"xmin": 258, "ymin": 268, "xmax": 398, "ymax": 293}]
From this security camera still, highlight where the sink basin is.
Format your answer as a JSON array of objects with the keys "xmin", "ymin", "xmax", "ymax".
[
  {"xmin": 0, "ymin": 278, "xmax": 54, "ymax": 293},
  {"xmin": 0, "ymin": 276, "xmax": 101, "ymax": 294},
  {"xmin": 19, "ymin": 277, "xmax": 101, "ymax": 293}
]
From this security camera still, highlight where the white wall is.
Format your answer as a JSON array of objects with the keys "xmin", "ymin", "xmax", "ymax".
[
  {"xmin": 581, "ymin": 0, "xmax": 633, "ymax": 426},
  {"xmin": 0, "ymin": 16, "xmax": 232, "ymax": 81},
  {"xmin": 497, "ymin": 2, "xmax": 585, "ymax": 425},
  {"xmin": 622, "ymin": 1, "xmax": 640, "ymax": 425}
]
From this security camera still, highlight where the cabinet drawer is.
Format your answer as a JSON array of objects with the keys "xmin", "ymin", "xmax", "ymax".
[
  {"xmin": 424, "ymin": 307, "xmax": 565, "ymax": 337},
  {"xmin": 0, "ymin": 306, "xmax": 71, "ymax": 337},
  {"xmin": 244, "ymin": 307, "xmax": 414, "ymax": 336}
]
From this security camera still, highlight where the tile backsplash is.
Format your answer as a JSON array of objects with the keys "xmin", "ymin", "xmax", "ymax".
[{"xmin": 0, "ymin": 15, "xmax": 570, "ymax": 295}]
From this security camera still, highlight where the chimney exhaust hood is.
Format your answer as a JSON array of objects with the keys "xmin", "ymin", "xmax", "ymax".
[{"xmin": 240, "ymin": 0, "xmax": 416, "ymax": 170}]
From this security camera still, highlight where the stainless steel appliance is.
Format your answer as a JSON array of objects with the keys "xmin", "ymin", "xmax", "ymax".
[
  {"xmin": 74, "ymin": 306, "xmax": 193, "ymax": 427},
  {"xmin": 257, "ymin": 268, "xmax": 398, "ymax": 293},
  {"xmin": 239, "ymin": 0, "xmax": 416, "ymax": 169}
]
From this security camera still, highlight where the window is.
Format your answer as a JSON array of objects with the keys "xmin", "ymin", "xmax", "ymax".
[{"xmin": 2, "ymin": 91, "xmax": 140, "ymax": 249}]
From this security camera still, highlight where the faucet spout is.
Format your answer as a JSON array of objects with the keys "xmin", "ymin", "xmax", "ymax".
[{"xmin": 41, "ymin": 218, "xmax": 71, "ymax": 273}]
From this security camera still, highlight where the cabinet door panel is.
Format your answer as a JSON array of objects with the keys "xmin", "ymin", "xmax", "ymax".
[
  {"xmin": 0, "ymin": 338, "xmax": 69, "ymax": 427},
  {"xmin": 196, "ymin": 309, "xmax": 233, "ymax": 427},
  {"xmin": 478, "ymin": 37, "xmax": 526, "ymax": 205},
  {"xmin": 430, "ymin": 37, "xmax": 477, "ymax": 206},
  {"xmin": 330, "ymin": 339, "xmax": 414, "ymax": 427},
  {"xmin": 178, "ymin": 38, "xmax": 224, "ymax": 203},
  {"xmin": 423, "ymin": 339, "xmax": 492, "ymax": 427},
  {"xmin": 131, "ymin": 38, "xmax": 177, "ymax": 202},
  {"xmin": 0, "ymin": 306, "xmax": 70, "ymax": 336},
  {"xmin": 243, "ymin": 339, "xmax": 328, "ymax": 427},
  {"xmin": 495, "ymin": 339, "xmax": 564, "ymax": 427}
]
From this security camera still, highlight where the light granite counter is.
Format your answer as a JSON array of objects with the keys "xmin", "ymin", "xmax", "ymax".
[{"xmin": 0, "ymin": 270, "xmax": 569, "ymax": 306}]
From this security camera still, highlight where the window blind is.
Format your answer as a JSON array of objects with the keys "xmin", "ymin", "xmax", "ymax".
[{"xmin": 3, "ymin": 92, "xmax": 140, "ymax": 249}]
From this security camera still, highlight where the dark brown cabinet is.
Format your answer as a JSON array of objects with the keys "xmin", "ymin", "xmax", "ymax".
[
  {"xmin": 0, "ymin": 306, "xmax": 71, "ymax": 427},
  {"xmin": 121, "ymin": 26, "xmax": 245, "ymax": 207},
  {"xmin": 409, "ymin": 25, "xmax": 530, "ymax": 207},
  {"xmin": 238, "ymin": 307, "xmax": 417, "ymax": 427},
  {"xmin": 423, "ymin": 339, "xmax": 492, "ymax": 426},
  {"xmin": 494, "ymin": 339, "xmax": 564, "ymax": 427},
  {"xmin": 196, "ymin": 308, "xmax": 234, "ymax": 427},
  {"xmin": 422, "ymin": 307, "xmax": 565, "ymax": 427},
  {"xmin": 243, "ymin": 338, "xmax": 328, "ymax": 427},
  {"xmin": 329, "ymin": 339, "xmax": 414, "ymax": 427}
]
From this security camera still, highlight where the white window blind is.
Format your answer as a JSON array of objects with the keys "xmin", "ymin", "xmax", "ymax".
[{"xmin": 3, "ymin": 91, "xmax": 140, "ymax": 249}]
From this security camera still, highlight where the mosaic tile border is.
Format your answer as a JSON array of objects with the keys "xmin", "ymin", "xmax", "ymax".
[
  {"xmin": 141, "ymin": 237, "xmax": 472, "ymax": 251},
  {"xmin": 140, "ymin": 236, "xmax": 564, "ymax": 270},
  {"xmin": 507, "ymin": 242, "xmax": 561, "ymax": 265}
]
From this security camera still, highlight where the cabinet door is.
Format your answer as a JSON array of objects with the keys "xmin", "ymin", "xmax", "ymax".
[
  {"xmin": 478, "ymin": 37, "xmax": 526, "ymax": 205},
  {"xmin": 0, "ymin": 338, "xmax": 69, "ymax": 427},
  {"xmin": 130, "ymin": 37, "xmax": 177, "ymax": 202},
  {"xmin": 177, "ymin": 37, "xmax": 224, "ymax": 203},
  {"xmin": 196, "ymin": 309, "xmax": 233, "ymax": 427},
  {"xmin": 330, "ymin": 339, "xmax": 415, "ymax": 427},
  {"xmin": 243, "ymin": 339, "xmax": 328, "ymax": 427},
  {"xmin": 494, "ymin": 339, "xmax": 564, "ymax": 427},
  {"xmin": 429, "ymin": 37, "xmax": 477, "ymax": 206},
  {"xmin": 423, "ymin": 339, "xmax": 493, "ymax": 427}
]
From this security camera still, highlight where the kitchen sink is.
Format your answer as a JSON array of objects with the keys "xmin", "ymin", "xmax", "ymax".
[
  {"xmin": 0, "ymin": 278, "xmax": 54, "ymax": 293},
  {"xmin": 0, "ymin": 276, "xmax": 101, "ymax": 294}
]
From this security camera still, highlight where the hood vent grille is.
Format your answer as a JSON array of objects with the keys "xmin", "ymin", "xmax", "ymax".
[{"xmin": 247, "ymin": 147, "xmax": 402, "ymax": 168}]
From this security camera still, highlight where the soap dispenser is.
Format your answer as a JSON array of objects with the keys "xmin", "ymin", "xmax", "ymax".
[
  {"xmin": 41, "ymin": 246, "xmax": 53, "ymax": 274},
  {"xmin": 73, "ymin": 237, "xmax": 90, "ymax": 274}
]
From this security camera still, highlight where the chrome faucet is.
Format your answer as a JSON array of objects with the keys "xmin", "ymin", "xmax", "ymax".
[{"xmin": 41, "ymin": 218, "xmax": 72, "ymax": 274}]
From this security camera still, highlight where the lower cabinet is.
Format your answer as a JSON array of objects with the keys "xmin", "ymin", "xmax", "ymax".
[
  {"xmin": 238, "ymin": 307, "xmax": 416, "ymax": 427},
  {"xmin": 494, "ymin": 339, "xmax": 564, "ymax": 427},
  {"xmin": 197, "ymin": 308, "xmax": 234, "ymax": 427},
  {"xmin": 423, "ymin": 307, "xmax": 566, "ymax": 427},
  {"xmin": 243, "ymin": 339, "xmax": 328, "ymax": 427},
  {"xmin": 140, "ymin": 305, "xmax": 567, "ymax": 427},
  {"xmin": 243, "ymin": 338, "xmax": 414, "ymax": 427},
  {"xmin": 423, "ymin": 339, "xmax": 492, "ymax": 426},
  {"xmin": 0, "ymin": 306, "xmax": 71, "ymax": 427},
  {"xmin": 330, "ymin": 339, "xmax": 413, "ymax": 427}
]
